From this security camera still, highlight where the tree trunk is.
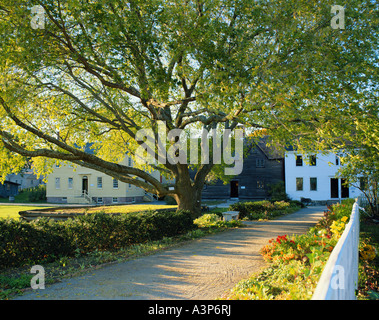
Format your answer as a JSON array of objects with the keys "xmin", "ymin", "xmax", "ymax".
[
  {"xmin": 173, "ymin": 166, "xmax": 203, "ymax": 219},
  {"xmin": 175, "ymin": 188, "xmax": 202, "ymax": 219}
]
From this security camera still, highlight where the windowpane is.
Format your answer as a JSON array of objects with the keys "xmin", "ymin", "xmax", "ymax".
[
  {"xmin": 296, "ymin": 178, "xmax": 303, "ymax": 191},
  {"xmin": 113, "ymin": 178, "xmax": 119, "ymax": 189},
  {"xmin": 257, "ymin": 180, "xmax": 265, "ymax": 189},
  {"xmin": 97, "ymin": 177, "xmax": 103, "ymax": 188},
  {"xmin": 68, "ymin": 177, "xmax": 73, "ymax": 189},
  {"xmin": 309, "ymin": 155, "xmax": 317, "ymax": 166},
  {"xmin": 310, "ymin": 177, "xmax": 317, "ymax": 191},
  {"xmin": 360, "ymin": 177, "xmax": 368, "ymax": 191},
  {"xmin": 255, "ymin": 158, "xmax": 265, "ymax": 168},
  {"xmin": 55, "ymin": 177, "xmax": 60, "ymax": 189},
  {"xmin": 296, "ymin": 155, "xmax": 303, "ymax": 166}
]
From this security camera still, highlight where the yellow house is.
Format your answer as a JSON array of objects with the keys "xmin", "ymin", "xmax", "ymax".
[{"xmin": 46, "ymin": 155, "xmax": 164, "ymax": 205}]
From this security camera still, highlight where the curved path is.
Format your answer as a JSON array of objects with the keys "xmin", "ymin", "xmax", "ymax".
[{"xmin": 14, "ymin": 206, "xmax": 325, "ymax": 300}]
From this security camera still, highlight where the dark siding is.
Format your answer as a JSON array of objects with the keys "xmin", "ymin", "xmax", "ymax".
[
  {"xmin": 0, "ymin": 181, "xmax": 20, "ymax": 198},
  {"xmin": 202, "ymin": 146, "xmax": 284, "ymax": 200}
]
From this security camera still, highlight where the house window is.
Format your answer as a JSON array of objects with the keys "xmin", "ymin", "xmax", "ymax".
[
  {"xmin": 310, "ymin": 177, "xmax": 317, "ymax": 191},
  {"xmin": 112, "ymin": 197, "xmax": 118, "ymax": 203},
  {"xmin": 335, "ymin": 156, "xmax": 340, "ymax": 166},
  {"xmin": 257, "ymin": 180, "xmax": 265, "ymax": 189},
  {"xmin": 129, "ymin": 183, "xmax": 131, "ymax": 188},
  {"xmin": 128, "ymin": 157, "xmax": 132, "ymax": 166},
  {"xmin": 296, "ymin": 155, "xmax": 303, "ymax": 166},
  {"xmin": 68, "ymin": 177, "xmax": 73, "ymax": 189},
  {"xmin": 256, "ymin": 158, "xmax": 265, "ymax": 168},
  {"xmin": 97, "ymin": 177, "xmax": 103, "ymax": 189},
  {"xmin": 360, "ymin": 177, "xmax": 368, "ymax": 191},
  {"xmin": 309, "ymin": 155, "xmax": 317, "ymax": 166},
  {"xmin": 296, "ymin": 178, "xmax": 303, "ymax": 191},
  {"xmin": 113, "ymin": 178, "xmax": 119, "ymax": 189},
  {"xmin": 97, "ymin": 197, "xmax": 103, "ymax": 204},
  {"xmin": 55, "ymin": 177, "xmax": 61, "ymax": 189}
]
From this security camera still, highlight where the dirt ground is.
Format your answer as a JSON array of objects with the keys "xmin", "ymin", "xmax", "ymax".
[{"xmin": 14, "ymin": 206, "xmax": 325, "ymax": 300}]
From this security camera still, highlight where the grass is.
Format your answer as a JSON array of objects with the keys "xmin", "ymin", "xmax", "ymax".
[
  {"xmin": 53, "ymin": 204, "xmax": 178, "ymax": 214},
  {"xmin": 0, "ymin": 206, "xmax": 52, "ymax": 220},
  {"xmin": 0, "ymin": 203, "xmax": 178, "ymax": 220}
]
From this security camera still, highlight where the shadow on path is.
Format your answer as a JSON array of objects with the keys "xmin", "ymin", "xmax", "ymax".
[{"xmin": 14, "ymin": 206, "xmax": 326, "ymax": 300}]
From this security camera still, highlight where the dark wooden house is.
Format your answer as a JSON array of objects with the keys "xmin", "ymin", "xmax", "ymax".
[
  {"xmin": 201, "ymin": 138, "xmax": 284, "ymax": 200},
  {"xmin": 0, "ymin": 181, "xmax": 20, "ymax": 198}
]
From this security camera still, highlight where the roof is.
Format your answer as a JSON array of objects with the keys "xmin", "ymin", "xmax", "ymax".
[
  {"xmin": 1, "ymin": 180, "xmax": 20, "ymax": 186},
  {"xmin": 253, "ymin": 136, "xmax": 285, "ymax": 160}
]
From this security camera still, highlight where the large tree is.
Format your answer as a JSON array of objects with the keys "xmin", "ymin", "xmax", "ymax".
[{"xmin": 0, "ymin": 0, "xmax": 377, "ymax": 217}]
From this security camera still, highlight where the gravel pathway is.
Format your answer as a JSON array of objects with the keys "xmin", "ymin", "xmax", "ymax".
[{"xmin": 14, "ymin": 206, "xmax": 325, "ymax": 300}]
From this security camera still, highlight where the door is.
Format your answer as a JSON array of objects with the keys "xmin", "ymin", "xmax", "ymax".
[
  {"xmin": 330, "ymin": 178, "xmax": 339, "ymax": 198},
  {"xmin": 230, "ymin": 180, "xmax": 239, "ymax": 198},
  {"xmin": 82, "ymin": 176, "xmax": 88, "ymax": 195},
  {"xmin": 341, "ymin": 178, "xmax": 349, "ymax": 198}
]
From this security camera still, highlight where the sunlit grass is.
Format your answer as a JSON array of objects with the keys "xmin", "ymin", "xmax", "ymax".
[{"xmin": 0, "ymin": 206, "xmax": 51, "ymax": 220}]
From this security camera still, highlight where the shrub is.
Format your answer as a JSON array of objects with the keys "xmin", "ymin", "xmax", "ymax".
[
  {"xmin": 0, "ymin": 218, "xmax": 73, "ymax": 268},
  {"xmin": 0, "ymin": 210, "xmax": 195, "ymax": 268},
  {"xmin": 164, "ymin": 195, "xmax": 177, "ymax": 205},
  {"xmin": 229, "ymin": 200, "xmax": 300, "ymax": 220},
  {"xmin": 267, "ymin": 181, "xmax": 290, "ymax": 202},
  {"xmin": 194, "ymin": 213, "xmax": 242, "ymax": 229},
  {"xmin": 19, "ymin": 185, "xmax": 47, "ymax": 202}
]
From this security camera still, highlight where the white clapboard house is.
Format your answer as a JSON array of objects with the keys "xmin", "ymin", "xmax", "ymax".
[{"xmin": 284, "ymin": 150, "xmax": 364, "ymax": 203}]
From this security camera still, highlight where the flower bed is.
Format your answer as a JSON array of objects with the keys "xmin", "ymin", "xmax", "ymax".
[{"xmin": 224, "ymin": 199, "xmax": 365, "ymax": 300}]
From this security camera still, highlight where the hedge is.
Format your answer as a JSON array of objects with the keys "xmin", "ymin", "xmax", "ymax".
[
  {"xmin": 0, "ymin": 210, "xmax": 194, "ymax": 268},
  {"xmin": 229, "ymin": 200, "xmax": 300, "ymax": 220}
]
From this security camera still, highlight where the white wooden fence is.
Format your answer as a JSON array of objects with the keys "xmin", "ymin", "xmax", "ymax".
[{"xmin": 312, "ymin": 200, "xmax": 360, "ymax": 300}]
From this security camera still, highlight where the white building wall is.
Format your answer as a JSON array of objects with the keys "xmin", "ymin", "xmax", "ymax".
[{"xmin": 285, "ymin": 151, "xmax": 363, "ymax": 202}]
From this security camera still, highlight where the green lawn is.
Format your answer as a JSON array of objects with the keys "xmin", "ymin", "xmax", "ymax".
[
  {"xmin": 0, "ymin": 206, "xmax": 52, "ymax": 220},
  {"xmin": 0, "ymin": 204, "xmax": 178, "ymax": 220}
]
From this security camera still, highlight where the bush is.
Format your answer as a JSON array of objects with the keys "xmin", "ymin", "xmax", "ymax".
[
  {"xmin": 194, "ymin": 213, "xmax": 242, "ymax": 230},
  {"xmin": 267, "ymin": 181, "xmax": 290, "ymax": 202},
  {"xmin": 0, "ymin": 218, "xmax": 73, "ymax": 268},
  {"xmin": 229, "ymin": 200, "xmax": 299, "ymax": 220},
  {"xmin": 19, "ymin": 185, "xmax": 46, "ymax": 202},
  {"xmin": 0, "ymin": 210, "xmax": 195, "ymax": 268},
  {"xmin": 164, "ymin": 195, "xmax": 177, "ymax": 205}
]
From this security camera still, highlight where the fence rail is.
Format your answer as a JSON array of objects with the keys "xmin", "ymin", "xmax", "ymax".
[{"xmin": 312, "ymin": 200, "xmax": 360, "ymax": 300}]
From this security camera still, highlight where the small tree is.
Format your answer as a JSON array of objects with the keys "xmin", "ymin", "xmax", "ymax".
[{"xmin": 339, "ymin": 151, "xmax": 379, "ymax": 217}]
